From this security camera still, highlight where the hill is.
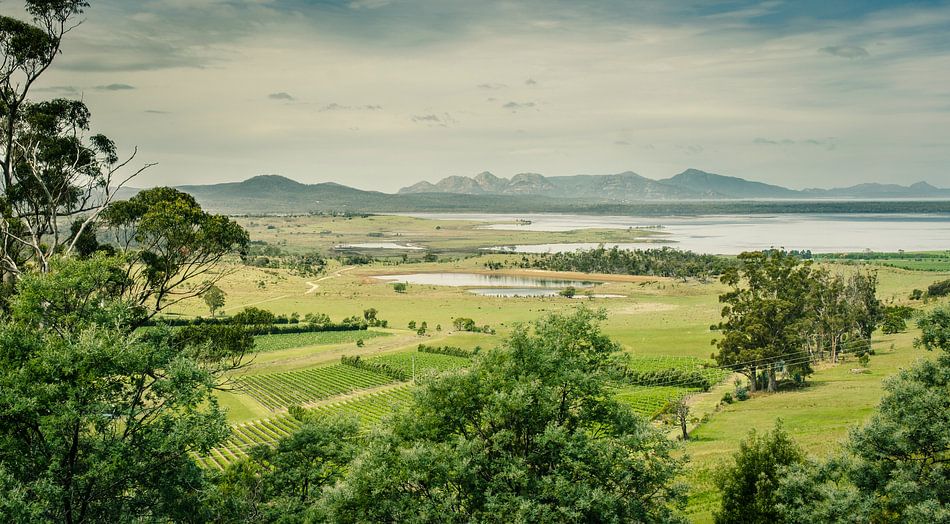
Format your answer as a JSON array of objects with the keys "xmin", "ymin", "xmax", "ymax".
[{"xmin": 659, "ymin": 168, "xmax": 801, "ymax": 199}]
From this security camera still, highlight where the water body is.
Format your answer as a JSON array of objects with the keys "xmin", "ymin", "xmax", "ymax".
[
  {"xmin": 467, "ymin": 288, "xmax": 624, "ymax": 298},
  {"xmin": 374, "ymin": 273, "xmax": 595, "ymax": 288},
  {"xmin": 336, "ymin": 242, "xmax": 424, "ymax": 250},
  {"xmin": 404, "ymin": 213, "xmax": 950, "ymax": 255}
]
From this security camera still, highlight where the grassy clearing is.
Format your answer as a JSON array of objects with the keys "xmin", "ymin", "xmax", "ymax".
[
  {"xmin": 253, "ymin": 329, "xmax": 390, "ymax": 352},
  {"xmin": 681, "ymin": 329, "xmax": 930, "ymax": 522}
]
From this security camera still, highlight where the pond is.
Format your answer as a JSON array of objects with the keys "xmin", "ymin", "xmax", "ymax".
[
  {"xmin": 336, "ymin": 242, "xmax": 424, "ymax": 250},
  {"xmin": 374, "ymin": 273, "xmax": 595, "ymax": 288},
  {"xmin": 467, "ymin": 288, "xmax": 624, "ymax": 298}
]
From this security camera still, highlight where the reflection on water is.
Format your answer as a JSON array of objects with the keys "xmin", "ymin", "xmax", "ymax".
[
  {"xmin": 374, "ymin": 273, "xmax": 595, "ymax": 288},
  {"xmin": 404, "ymin": 212, "xmax": 950, "ymax": 254}
]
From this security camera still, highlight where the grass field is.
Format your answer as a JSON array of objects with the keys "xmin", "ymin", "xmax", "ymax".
[{"xmin": 164, "ymin": 214, "xmax": 950, "ymax": 522}]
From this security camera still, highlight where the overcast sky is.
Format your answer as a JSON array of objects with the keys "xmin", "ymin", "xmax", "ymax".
[{"xmin": 19, "ymin": 0, "xmax": 950, "ymax": 192}]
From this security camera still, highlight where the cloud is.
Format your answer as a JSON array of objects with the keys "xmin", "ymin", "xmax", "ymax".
[
  {"xmin": 525, "ymin": 78, "xmax": 537, "ymax": 85},
  {"xmin": 319, "ymin": 103, "xmax": 383, "ymax": 112},
  {"xmin": 677, "ymin": 144, "xmax": 704, "ymax": 154},
  {"xmin": 348, "ymin": 0, "xmax": 393, "ymax": 10},
  {"xmin": 755, "ymin": 138, "xmax": 838, "ymax": 150},
  {"xmin": 268, "ymin": 92, "xmax": 296, "ymax": 101},
  {"xmin": 502, "ymin": 101, "xmax": 537, "ymax": 111},
  {"xmin": 33, "ymin": 85, "xmax": 80, "ymax": 95},
  {"xmin": 819, "ymin": 45, "xmax": 870, "ymax": 59},
  {"xmin": 145, "ymin": 109, "xmax": 171, "ymax": 114},
  {"xmin": 95, "ymin": 83, "xmax": 136, "ymax": 91},
  {"xmin": 614, "ymin": 140, "xmax": 631, "ymax": 146},
  {"xmin": 477, "ymin": 83, "xmax": 507, "ymax": 90},
  {"xmin": 411, "ymin": 113, "xmax": 456, "ymax": 127}
]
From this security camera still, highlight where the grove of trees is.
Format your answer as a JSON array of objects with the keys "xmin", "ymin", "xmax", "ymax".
[{"xmin": 714, "ymin": 250, "xmax": 882, "ymax": 393}]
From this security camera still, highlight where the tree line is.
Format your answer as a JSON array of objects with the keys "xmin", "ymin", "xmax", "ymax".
[{"xmin": 517, "ymin": 246, "xmax": 737, "ymax": 280}]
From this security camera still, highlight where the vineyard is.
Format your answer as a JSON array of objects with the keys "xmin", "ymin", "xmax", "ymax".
[
  {"xmin": 615, "ymin": 385, "xmax": 701, "ymax": 418},
  {"xmin": 200, "ymin": 386, "xmax": 413, "ymax": 469},
  {"xmin": 253, "ymin": 329, "xmax": 390, "ymax": 352},
  {"xmin": 237, "ymin": 365, "xmax": 396, "ymax": 410},
  {"xmin": 370, "ymin": 351, "xmax": 470, "ymax": 376}
]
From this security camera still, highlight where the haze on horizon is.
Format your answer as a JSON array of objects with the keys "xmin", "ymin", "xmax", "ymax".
[{"xmin": 19, "ymin": 0, "xmax": 950, "ymax": 192}]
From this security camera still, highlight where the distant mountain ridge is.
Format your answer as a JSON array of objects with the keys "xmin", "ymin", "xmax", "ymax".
[
  {"xmin": 398, "ymin": 168, "xmax": 950, "ymax": 201},
  {"xmin": 144, "ymin": 171, "xmax": 950, "ymax": 215}
]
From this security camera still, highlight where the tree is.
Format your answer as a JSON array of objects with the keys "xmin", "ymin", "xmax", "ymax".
[
  {"xmin": 559, "ymin": 285, "xmax": 576, "ymax": 298},
  {"xmin": 102, "ymin": 187, "xmax": 248, "ymax": 317},
  {"xmin": 362, "ymin": 308, "xmax": 377, "ymax": 323},
  {"xmin": 207, "ymin": 416, "xmax": 359, "ymax": 523},
  {"xmin": 0, "ymin": 256, "xmax": 253, "ymax": 522},
  {"xmin": 0, "ymin": 2, "xmax": 150, "ymax": 280},
  {"xmin": 322, "ymin": 308, "xmax": 686, "ymax": 523},
  {"xmin": 714, "ymin": 251, "xmax": 814, "ymax": 393},
  {"xmin": 714, "ymin": 421, "xmax": 806, "ymax": 524},
  {"xmin": 203, "ymin": 284, "xmax": 226, "ymax": 316},
  {"xmin": 775, "ymin": 307, "xmax": 950, "ymax": 523},
  {"xmin": 673, "ymin": 396, "xmax": 691, "ymax": 441}
]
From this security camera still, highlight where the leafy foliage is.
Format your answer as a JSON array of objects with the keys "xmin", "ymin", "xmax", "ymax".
[
  {"xmin": 102, "ymin": 186, "xmax": 249, "ymax": 315},
  {"xmin": 0, "ymin": 256, "xmax": 244, "ymax": 522},
  {"xmin": 714, "ymin": 421, "xmax": 806, "ymax": 524},
  {"xmin": 322, "ymin": 308, "xmax": 686, "ymax": 523}
]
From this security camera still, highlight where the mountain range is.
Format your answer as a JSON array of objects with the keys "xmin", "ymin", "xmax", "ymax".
[
  {"xmin": 398, "ymin": 168, "xmax": 950, "ymax": 201},
  {"xmin": 140, "ymin": 169, "xmax": 950, "ymax": 215}
]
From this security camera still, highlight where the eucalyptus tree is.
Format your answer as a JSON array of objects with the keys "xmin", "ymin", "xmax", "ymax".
[
  {"xmin": 714, "ymin": 250, "xmax": 814, "ymax": 393},
  {"xmin": 0, "ymin": 1, "xmax": 149, "ymax": 282}
]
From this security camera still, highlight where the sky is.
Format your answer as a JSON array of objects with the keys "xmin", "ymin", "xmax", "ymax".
[{"xmin": 15, "ymin": 0, "xmax": 950, "ymax": 192}]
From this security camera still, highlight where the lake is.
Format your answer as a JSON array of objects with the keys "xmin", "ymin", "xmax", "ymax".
[{"xmin": 402, "ymin": 213, "xmax": 950, "ymax": 255}]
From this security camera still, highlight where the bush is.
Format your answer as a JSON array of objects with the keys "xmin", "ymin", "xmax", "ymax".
[
  {"xmin": 714, "ymin": 421, "xmax": 805, "ymax": 524},
  {"xmin": 734, "ymin": 386, "xmax": 749, "ymax": 401},
  {"xmin": 926, "ymin": 279, "xmax": 950, "ymax": 297},
  {"xmin": 721, "ymin": 392, "xmax": 734, "ymax": 404}
]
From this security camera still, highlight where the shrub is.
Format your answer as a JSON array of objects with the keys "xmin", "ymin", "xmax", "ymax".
[{"xmin": 927, "ymin": 279, "xmax": 950, "ymax": 297}]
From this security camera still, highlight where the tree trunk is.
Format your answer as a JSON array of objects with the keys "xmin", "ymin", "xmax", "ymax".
[
  {"xmin": 767, "ymin": 365, "xmax": 777, "ymax": 392},
  {"xmin": 680, "ymin": 414, "xmax": 688, "ymax": 441},
  {"xmin": 748, "ymin": 367, "xmax": 757, "ymax": 393}
]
